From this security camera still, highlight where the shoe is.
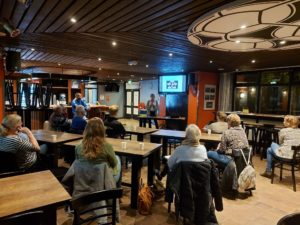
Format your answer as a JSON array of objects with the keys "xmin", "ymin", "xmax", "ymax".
[{"xmin": 260, "ymin": 171, "xmax": 272, "ymax": 178}]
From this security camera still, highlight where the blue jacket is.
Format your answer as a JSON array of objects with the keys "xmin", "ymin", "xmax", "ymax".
[{"xmin": 71, "ymin": 98, "xmax": 87, "ymax": 115}]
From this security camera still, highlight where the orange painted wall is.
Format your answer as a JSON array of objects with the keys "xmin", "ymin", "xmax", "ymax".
[
  {"xmin": 0, "ymin": 58, "xmax": 4, "ymax": 121},
  {"xmin": 187, "ymin": 72, "xmax": 219, "ymax": 129}
]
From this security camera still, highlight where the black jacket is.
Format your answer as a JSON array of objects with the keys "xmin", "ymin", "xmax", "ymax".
[
  {"xmin": 104, "ymin": 116, "xmax": 126, "ymax": 138},
  {"xmin": 166, "ymin": 160, "xmax": 223, "ymax": 225}
]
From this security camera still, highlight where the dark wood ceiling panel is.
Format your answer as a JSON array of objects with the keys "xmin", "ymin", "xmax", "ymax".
[
  {"xmin": 25, "ymin": 0, "xmax": 60, "ymax": 33},
  {"xmin": 35, "ymin": 0, "xmax": 74, "ymax": 33},
  {"xmin": 30, "ymin": 51, "xmax": 44, "ymax": 61},
  {"xmin": 1, "ymin": 0, "xmax": 16, "ymax": 20},
  {"xmin": 11, "ymin": 1, "xmax": 27, "ymax": 27},
  {"xmin": 66, "ymin": 0, "xmax": 118, "ymax": 32},
  {"xmin": 17, "ymin": 0, "xmax": 45, "ymax": 32},
  {"xmin": 45, "ymin": 0, "xmax": 89, "ymax": 33}
]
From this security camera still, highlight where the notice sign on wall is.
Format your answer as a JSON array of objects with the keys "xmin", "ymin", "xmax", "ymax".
[{"xmin": 204, "ymin": 85, "xmax": 216, "ymax": 110}]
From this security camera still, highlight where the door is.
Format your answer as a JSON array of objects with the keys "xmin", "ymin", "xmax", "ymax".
[{"xmin": 125, "ymin": 90, "xmax": 140, "ymax": 118}]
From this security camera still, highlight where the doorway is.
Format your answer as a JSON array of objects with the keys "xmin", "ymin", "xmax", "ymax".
[{"xmin": 125, "ymin": 89, "xmax": 140, "ymax": 118}]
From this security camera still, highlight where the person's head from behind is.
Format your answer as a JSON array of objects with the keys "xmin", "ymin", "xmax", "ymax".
[
  {"xmin": 227, "ymin": 114, "xmax": 241, "ymax": 128},
  {"xmin": 82, "ymin": 117, "xmax": 106, "ymax": 159},
  {"xmin": 217, "ymin": 111, "xmax": 227, "ymax": 122},
  {"xmin": 150, "ymin": 93, "xmax": 155, "ymax": 101},
  {"xmin": 75, "ymin": 105, "xmax": 86, "ymax": 118},
  {"xmin": 0, "ymin": 114, "xmax": 22, "ymax": 136},
  {"xmin": 109, "ymin": 105, "xmax": 119, "ymax": 117},
  {"xmin": 283, "ymin": 115, "xmax": 299, "ymax": 128},
  {"xmin": 182, "ymin": 124, "xmax": 201, "ymax": 146},
  {"xmin": 53, "ymin": 105, "xmax": 64, "ymax": 115},
  {"xmin": 75, "ymin": 92, "xmax": 82, "ymax": 100}
]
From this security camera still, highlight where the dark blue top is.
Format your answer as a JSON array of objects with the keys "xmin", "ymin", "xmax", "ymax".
[
  {"xmin": 71, "ymin": 116, "xmax": 87, "ymax": 133},
  {"xmin": 71, "ymin": 98, "xmax": 87, "ymax": 115}
]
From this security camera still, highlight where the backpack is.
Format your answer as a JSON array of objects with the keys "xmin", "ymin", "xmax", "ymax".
[
  {"xmin": 138, "ymin": 179, "xmax": 154, "ymax": 215},
  {"xmin": 237, "ymin": 148, "xmax": 256, "ymax": 192}
]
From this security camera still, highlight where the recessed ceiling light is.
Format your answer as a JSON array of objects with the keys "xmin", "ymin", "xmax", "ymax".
[
  {"xmin": 209, "ymin": 60, "xmax": 213, "ymax": 63},
  {"xmin": 240, "ymin": 25, "xmax": 247, "ymax": 29},
  {"xmin": 31, "ymin": 48, "xmax": 35, "ymax": 51},
  {"xmin": 251, "ymin": 59, "xmax": 256, "ymax": 63},
  {"xmin": 57, "ymin": 63, "xmax": 61, "ymax": 66},
  {"xmin": 140, "ymin": 77, "xmax": 143, "ymax": 81},
  {"xmin": 280, "ymin": 40, "xmax": 286, "ymax": 45},
  {"xmin": 130, "ymin": 74, "xmax": 134, "ymax": 77},
  {"xmin": 146, "ymin": 64, "xmax": 149, "ymax": 68},
  {"xmin": 169, "ymin": 53, "xmax": 173, "ymax": 57},
  {"xmin": 112, "ymin": 79, "xmax": 116, "ymax": 81},
  {"xmin": 70, "ymin": 18, "xmax": 77, "ymax": 23},
  {"xmin": 235, "ymin": 40, "xmax": 241, "ymax": 44},
  {"xmin": 98, "ymin": 67, "xmax": 102, "ymax": 70},
  {"xmin": 152, "ymin": 76, "xmax": 156, "ymax": 79},
  {"xmin": 117, "ymin": 72, "xmax": 119, "ymax": 75},
  {"xmin": 218, "ymin": 68, "xmax": 224, "ymax": 71},
  {"xmin": 112, "ymin": 41, "xmax": 117, "ymax": 46},
  {"xmin": 98, "ymin": 57, "xmax": 102, "ymax": 61}
]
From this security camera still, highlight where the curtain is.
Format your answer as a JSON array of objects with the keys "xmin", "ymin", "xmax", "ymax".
[{"xmin": 218, "ymin": 73, "xmax": 233, "ymax": 111}]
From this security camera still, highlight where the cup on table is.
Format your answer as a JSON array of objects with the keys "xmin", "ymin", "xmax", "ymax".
[
  {"xmin": 139, "ymin": 142, "xmax": 144, "ymax": 150},
  {"xmin": 121, "ymin": 141, "xmax": 127, "ymax": 150},
  {"xmin": 51, "ymin": 134, "xmax": 57, "ymax": 141},
  {"xmin": 133, "ymin": 125, "xmax": 137, "ymax": 131},
  {"xmin": 207, "ymin": 129, "xmax": 211, "ymax": 135}
]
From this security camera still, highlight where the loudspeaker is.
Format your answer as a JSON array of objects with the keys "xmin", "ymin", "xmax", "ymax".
[
  {"xmin": 188, "ymin": 73, "xmax": 196, "ymax": 85},
  {"xmin": 6, "ymin": 51, "xmax": 21, "ymax": 71}
]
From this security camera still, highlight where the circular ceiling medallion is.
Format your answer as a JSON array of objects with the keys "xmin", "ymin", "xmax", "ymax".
[{"xmin": 188, "ymin": 0, "xmax": 300, "ymax": 52}]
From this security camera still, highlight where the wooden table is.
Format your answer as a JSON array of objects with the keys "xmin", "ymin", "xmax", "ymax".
[
  {"xmin": 150, "ymin": 129, "xmax": 221, "ymax": 156},
  {"xmin": 32, "ymin": 130, "xmax": 83, "ymax": 167},
  {"xmin": 125, "ymin": 126, "xmax": 158, "ymax": 141},
  {"xmin": 64, "ymin": 138, "xmax": 162, "ymax": 209},
  {"xmin": 139, "ymin": 116, "xmax": 186, "ymax": 129},
  {"xmin": 0, "ymin": 170, "xmax": 70, "ymax": 225}
]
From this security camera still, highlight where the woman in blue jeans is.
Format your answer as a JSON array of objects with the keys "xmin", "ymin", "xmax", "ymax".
[
  {"xmin": 261, "ymin": 115, "xmax": 300, "ymax": 178},
  {"xmin": 207, "ymin": 113, "xmax": 249, "ymax": 168}
]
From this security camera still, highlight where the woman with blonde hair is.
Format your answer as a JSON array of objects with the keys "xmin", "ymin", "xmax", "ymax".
[
  {"xmin": 0, "ymin": 114, "xmax": 45, "ymax": 170},
  {"xmin": 75, "ymin": 117, "xmax": 121, "ymax": 183},
  {"xmin": 207, "ymin": 113, "xmax": 249, "ymax": 167},
  {"xmin": 261, "ymin": 115, "xmax": 300, "ymax": 178}
]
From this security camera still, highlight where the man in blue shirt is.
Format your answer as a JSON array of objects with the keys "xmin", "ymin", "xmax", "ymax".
[{"xmin": 71, "ymin": 93, "xmax": 87, "ymax": 116}]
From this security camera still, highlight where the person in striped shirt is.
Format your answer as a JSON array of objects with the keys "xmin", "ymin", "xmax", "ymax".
[{"xmin": 0, "ymin": 114, "xmax": 45, "ymax": 170}]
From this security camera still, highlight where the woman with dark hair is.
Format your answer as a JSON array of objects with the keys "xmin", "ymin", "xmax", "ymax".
[{"xmin": 49, "ymin": 105, "xmax": 70, "ymax": 131}]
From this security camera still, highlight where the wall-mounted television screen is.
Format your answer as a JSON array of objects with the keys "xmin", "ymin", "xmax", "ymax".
[{"xmin": 158, "ymin": 74, "xmax": 187, "ymax": 93}]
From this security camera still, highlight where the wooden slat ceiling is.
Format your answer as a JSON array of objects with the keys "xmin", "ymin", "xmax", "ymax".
[{"xmin": 1, "ymin": 0, "xmax": 300, "ymax": 81}]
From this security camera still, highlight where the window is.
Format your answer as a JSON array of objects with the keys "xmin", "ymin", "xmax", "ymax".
[
  {"xmin": 290, "ymin": 86, "xmax": 300, "ymax": 115},
  {"xmin": 236, "ymin": 73, "xmax": 258, "ymax": 84},
  {"xmin": 261, "ymin": 70, "xmax": 289, "ymax": 85},
  {"xmin": 84, "ymin": 83, "xmax": 98, "ymax": 104},
  {"xmin": 234, "ymin": 87, "xmax": 257, "ymax": 113}
]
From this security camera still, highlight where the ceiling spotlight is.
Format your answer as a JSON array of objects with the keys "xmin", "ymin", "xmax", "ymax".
[
  {"xmin": 240, "ymin": 24, "xmax": 247, "ymax": 29},
  {"xmin": 112, "ymin": 79, "xmax": 116, "ymax": 81},
  {"xmin": 146, "ymin": 64, "xmax": 149, "ymax": 68},
  {"xmin": 57, "ymin": 63, "xmax": 61, "ymax": 66},
  {"xmin": 209, "ymin": 60, "xmax": 213, "ymax": 63},
  {"xmin": 98, "ymin": 67, "xmax": 102, "ymax": 70},
  {"xmin": 70, "ymin": 17, "xmax": 77, "ymax": 23},
  {"xmin": 169, "ymin": 53, "xmax": 173, "ymax": 57},
  {"xmin": 140, "ymin": 77, "xmax": 143, "ymax": 81},
  {"xmin": 235, "ymin": 40, "xmax": 241, "ymax": 44},
  {"xmin": 0, "ymin": 18, "xmax": 20, "ymax": 37},
  {"xmin": 130, "ymin": 74, "xmax": 135, "ymax": 77},
  {"xmin": 251, "ymin": 59, "xmax": 256, "ymax": 63},
  {"xmin": 98, "ymin": 57, "xmax": 102, "ymax": 61},
  {"xmin": 280, "ymin": 40, "xmax": 286, "ymax": 45},
  {"xmin": 112, "ymin": 41, "xmax": 117, "ymax": 46},
  {"xmin": 117, "ymin": 72, "xmax": 119, "ymax": 75},
  {"xmin": 31, "ymin": 48, "xmax": 35, "ymax": 51}
]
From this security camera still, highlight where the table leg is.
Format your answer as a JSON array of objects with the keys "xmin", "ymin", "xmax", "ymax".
[
  {"xmin": 49, "ymin": 144, "xmax": 59, "ymax": 168},
  {"xmin": 139, "ymin": 118, "xmax": 142, "ymax": 127},
  {"xmin": 130, "ymin": 157, "xmax": 142, "ymax": 209},
  {"xmin": 43, "ymin": 206, "xmax": 56, "ymax": 225},
  {"xmin": 148, "ymin": 119, "xmax": 152, "ymax": 128},
  {"xmin": 147, "ymin": 154, "xmax": 154, "ymax": 186},
  {"xmin": 137, "ymin": 134, "xmax": 143, "ymax": 142},
  {"xmin": 162, "ymin": 137, "xmax": 168, "ymax": 157}
]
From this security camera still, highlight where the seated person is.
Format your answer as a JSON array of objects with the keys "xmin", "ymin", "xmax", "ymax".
[
  {"xmin": 0, "ymin": 114, "xmax": 47, "ymax": 170},
  {"xmin": 156, "ymin": 124, "xmax": 207, "ymax": 179},
  {"xmin": 69, "ymin": 105, "xmax": 87, "ymax": 134},
  {"xmin": 207, "ymin": 114, "xmax": 249, "ymax": 168},
  {"xmin": 104, "ymin": 105, "xmax": 126, "ymax": 138},
  {"xmin": 75, "ymin": 117, "xmax": 121, "ymax": 185},
  {"xmin": 206, "ymin": 111, "xmax": 228, "ymax": 134},
  {"xmin": 49, "ymin": 105, "xmax": 70, "ymax": 131},
  {"xmin": 261, "ymin": 115, "xmax": 300, "ymax": 178}
]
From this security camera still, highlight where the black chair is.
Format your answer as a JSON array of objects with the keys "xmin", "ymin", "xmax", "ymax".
[
  {"xmin": 277, "ymin": 212, "xmax": 300, "ymax": 225},
  {"xmin": 71, "ymin": 188, "xmax": 123, "ymax": 225},
  {"xmin": 256, "ymin": 124, "xmax": 279, "ymax": 159},
  {"xmin": 244, "ymin": 123, "xmax": 258, "ymax": 154},
  {"xmin": 0, "ymin": 151, "xmax": 19, "ymax": 173},
  {"xmin": 0, "ymin": 211, "xmax": 43, "ymax": 225},
  {"xmin": 271, "ymin": 145, "xmax": 300, "ymax": 192}
]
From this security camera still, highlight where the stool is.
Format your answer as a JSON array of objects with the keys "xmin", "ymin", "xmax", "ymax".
[
  {"xmin": 244, "ymin": 124, "xmax": 257, "ymax": 154},
  {"xmin": 256, "ymin": 124, "xmax": 279, "ymax": 160}
]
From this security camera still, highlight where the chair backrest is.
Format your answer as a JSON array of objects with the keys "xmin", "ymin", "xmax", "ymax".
[
  {"xmin": 232, "ymin": 147, "xmax": 252, "ymax": 177},
  {"xmin": 0, "ymin": 211, "xmax": 43, "ymax": 225},
  {"xmin": 292, "ymin": 145, "xmax": 300, "ymax": 162},
  {"xmin": 71, "ymin": 188, "xmax": 123, "ymax": 225},
  {"xmin": 277, "ymin": 212, "xmax": 300, "ymax": 225},
  {"xmin": 0, "ymin": 151, "xmax": 18, "ymax": 173}
]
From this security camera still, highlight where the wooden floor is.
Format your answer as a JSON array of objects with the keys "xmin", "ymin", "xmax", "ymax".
[{"xmin": 57, "ymin": 119, "xmax": 300, "ymax": 225}]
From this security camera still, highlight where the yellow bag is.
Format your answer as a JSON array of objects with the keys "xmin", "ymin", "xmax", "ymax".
[{"xmin": 138, "ymin": 179, "xmax": 154, "ymax": 215}]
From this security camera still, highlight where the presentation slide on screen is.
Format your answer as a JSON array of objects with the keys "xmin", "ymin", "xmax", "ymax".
[{"xmin": 159, "ymin": 75, "xmax": 186, "ymax": 93}]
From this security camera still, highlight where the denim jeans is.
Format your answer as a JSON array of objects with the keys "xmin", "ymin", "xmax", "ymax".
[
  {"xmin": 266, "ymin": 142, "xmax": 279, "ymax": 172},
  {"xmin": 207, "ymin": 150, "xmax": 231, "ymax": 167}
]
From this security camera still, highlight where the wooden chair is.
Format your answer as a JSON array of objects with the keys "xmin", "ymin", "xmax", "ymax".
[
  {"xmin": 0, "ymin": 211, "xmax": 43, "ymax": 225},
  {"xmin": 277, "ymin": 212, "xmax": 300, "ymax": 225},
  {"xmin": 271, "ymin": 146, "xmax": 300, "ymax": 192},
  {"xmin": 71, "ymin": 188, "xmax": 123, "ymax": 225}
]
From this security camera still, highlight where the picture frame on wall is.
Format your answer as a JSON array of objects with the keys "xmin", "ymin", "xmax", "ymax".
[{"xmin": 204, "ymin": 85, "xmax": 216, "ymax": 110}]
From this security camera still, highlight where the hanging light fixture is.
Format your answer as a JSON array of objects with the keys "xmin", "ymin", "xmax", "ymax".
[{"xmin": 0, "ymin": 18, "xmax": 21, "ymax": 37}]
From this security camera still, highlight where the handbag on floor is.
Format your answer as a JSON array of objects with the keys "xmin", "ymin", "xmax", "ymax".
[{"xmin": 138, "ymin": 179, "xmax": 154, "ymax": 215}]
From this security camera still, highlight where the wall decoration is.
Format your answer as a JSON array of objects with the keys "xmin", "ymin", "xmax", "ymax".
[{"xmin": 204, "ymin": 85, "xmax": 216, "ymax": 110}]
